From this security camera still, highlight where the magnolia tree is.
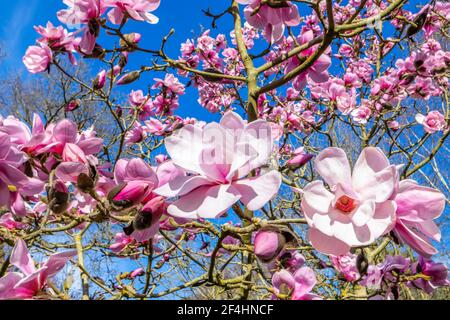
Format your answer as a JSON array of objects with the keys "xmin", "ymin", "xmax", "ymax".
[{"xmin": 0, "ymin": 0, "xmax": 449, "ymax": 300}]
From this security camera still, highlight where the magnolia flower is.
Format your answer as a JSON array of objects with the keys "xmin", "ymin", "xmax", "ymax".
[
  {"xmin": 415, "ymin": 111, "xmax": 447, "ymax": 134},
  {"xmin": 109, "ymin": 158, "xmax": 159, "ymax": 210},
  {"xmin": 0, "ymin": 133, "xmax": 44, "ymax": 216},
  {"xmin": 0, "ymin": 239, "xmax": 76, "ymax": 299},
  {"xmin": 23, "ymin": 45, "xmax": 52, "ymax": 74},
  {"xmin": 392, "ymin": 179, "xmax": 445, "ymax": 257},
  {"xmin": 301, "ymin": 147, "xmax": 397, "ymax": 255},
  {"xmin": 106, "ymin": 0, "xmax": 161, "ymax": 24},
  {"xmin": 287, "ymin": 31, "xmax": 331, "ymax": 90},
  {"xmin": 154, "ymin": 111, "xmax": 282, "ymax": 219},
  {"xmin": 330, "ymin": 253, "xmax": 360, "ymax": 282},
  {"xmin": 123, "ymin": 196, "xmax": 166, "ymax": 242},
  {"xmin": 409, "ymin": 257, "xmax": 449, "ymax": 294},
  {"xmin": 237, "ymin": 0, "xmax": 301, "ymax": 42},
  {"xmin": 272, "ymin": 267, "xmax": 321, "ymax": 300},
  {"xmin": 110, "ymin": 232, "xmax": 134, "ymax": 254}
]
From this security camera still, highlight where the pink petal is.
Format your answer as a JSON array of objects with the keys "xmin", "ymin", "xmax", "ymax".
[
  {"xmin": 232, "ymin": 170, "xmax": 281, "ymax": 211},
  {"xmin": 308, "ymin": 228, "xmax": 351, "ymax": 256},
  {"xmin": 315, "ymin": 147, "xmax": 352, "ymax": 187},
  {"xmin": 10, "ymin": 239, "xmax": 36, "ymax": 276},
  {"xmin": 167, "ymin": 184, "xmax": 240, "ymax": 219},
  {"xmin": 154, "ymin": 175, "xmax": 214, "ymax": 198}
]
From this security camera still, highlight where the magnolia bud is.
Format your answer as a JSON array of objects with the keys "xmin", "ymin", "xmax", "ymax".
[
  {"xmin": 93, "ymin": 70, "xmax": 106, "ymax": 90},
  {"xmin": 356, "ymin": 252, "xmax": 369, "ymax": 276},
  {"xmin": 124, "ymin": 196, "xmax": 165, "ymax": 235},
  {"xmin": 77, "ymin": 173, "xmax": 95, "ymax": 193},
  {"xmin": 254, "ymin": 229, "xmax": 286, "ymax": 262},
  {"xmin": 117, "ymin": 71, "xmax": 140, "ymax": 85},
  {"xmin": 48, "ymin": 181, "xmax": 69, "ymax": 214},
  {"xmin": 65, "ymin": 99, "xmax": 81, "ymax": 112}
]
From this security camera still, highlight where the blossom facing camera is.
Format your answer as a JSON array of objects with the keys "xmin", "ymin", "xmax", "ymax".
[{"xmin": 302, "ymin": 147, "xmax": 397, "ymax": 255}]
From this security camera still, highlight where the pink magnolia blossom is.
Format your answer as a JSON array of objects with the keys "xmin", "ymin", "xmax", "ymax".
[
  {"xmin": 110, "ymin": 158, "xmax": 159, "ymax": 209},
  {"xmin": 287, "ymin": 31, "xmax": 331, "ymax": 90},
  {"xmin": 93, "ymin": 69, "xmax": 107, "ymax": 90},
  {"xmin": 154, "ymin": 111, "xmax": 281, "ymax": 219},
  {"xmin": 23, "ymin": 44, "xmax": 52, "ymax": 74},
  {"xmin": 272, "ymin": 267, "xmax": 321, "ymax": 300},
  {"xmin": 0, "ymin": 213, "xmax": 25, "ymax": 230},
  {"xmin": 330, "ymin": 253, "xmax": 360, "ymax": 282},
  {"xmin": 415, "ymin": 111, "xmax": 447, "ymax": 134},
  {"xmin": 125, "ymin": 123, "xmax": 146, "ymax": 145},
  {"xmin": 351, "ymin": 106, "xmax": 372, "ymax": 124},
  {"xmin": 105, "ymin": 0, "xmax": 161, "ymax": 25},
  {"xmin": 409, "ymin": 257, "xmax": 449, "ymax": 293},
  {"xmin": 153, "ymin": 74, "xmax": 186, "ymax": 95},
  {"xmin": 237, "ymin": 0, "xmax": 301, "ymax": 43},
  {"xmin": 124, "ymin": 196, "xmax": 166, "ymax": 242},
  {"xmin": 301, "ymin": 147, "xmax": 397, "ymax": 255},
  {"xmin": 0, "ymin": 133, "xmax": 44, "ymax": 216},
  {"xmin": 110, "ymin": 232, "xmax": 134, "ymax": 253},
  {"xmin": 57, "ymin": 0, "xmax": 107, "ymax": 25},
  {"xmin": 392, "ymin": 179, "xmax": 445, "ymax": 257},
  {"xmin": 0, "ymin": 239, "xmax": 76, "ymax": 299}
]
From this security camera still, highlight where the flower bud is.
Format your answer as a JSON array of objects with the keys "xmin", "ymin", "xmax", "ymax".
[
  {"xmin": 65, "ymin": 99, "xmax": 81, "ymax": 112},
  {"xmin": 117, "ymin": 71, "xmax": 140, "ymax": 85},
  {"xmin": 254, "ymin": 229, "xmax": 286, "ymax": 262},
  {"xmin": 356, "ymin": 252, "xmax": 369, "ymax": 276},
  {"xmin": 93, "ymin": 70, "xmax": 106, "ymax": 90},
  {"xmin": 77, "ymin": 173, "xmax": 95, "ymax": 193},
  {"xmin": 108, "ymin": 182, "xmax": 149, "ymax": 210},
  {"xmin": 48, "ymin": 181, "xmax": 69, "ymax": 214}
]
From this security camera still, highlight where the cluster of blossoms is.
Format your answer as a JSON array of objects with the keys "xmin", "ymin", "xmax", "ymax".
[
  {"xmin": 330, "ymin": 252, "xmax": 449, "ymax": 299},
  {"xmin": 178, "ymin": 30, "xmax": 245, "ymax": 113},
  {"xmin": 253, "ymin": 229, "xmax": 321, "ymax": 300}
]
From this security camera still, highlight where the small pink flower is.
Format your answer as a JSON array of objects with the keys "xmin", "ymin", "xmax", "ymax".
[
  {"xmin": 388, "ymin": 121, "xmax": 400, "ymax": 131},
  {"xmin": 23, "ymin": 45, "xmax": 52, "ymax": 74},
  {"xmin": 93, "ymin": 70, "xmax": 107, "ymax": 90},
  {"xmin": 106, "ymin": 0, "xmax": 161, "ymax": 24},
  {"xmin": 351, "ymin": 106, "xmax": 372, "ymax": 124},
  {"xmin": 272, "ymin": 267, "xmax": 321, "ymax": 300},
  {"xmin": 415, "ymin": 111, "xmax": 447, "ymax": 134},
  {"xmin": 331, "ymin": 253, "xmax": 360, "ymax": 282}
]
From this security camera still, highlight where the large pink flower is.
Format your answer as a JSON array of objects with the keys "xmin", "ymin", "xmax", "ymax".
[
  {"xmin": 154, "ymin": 111, "xmax": 281, "ymax": 219},
  {"xmin": 301, "ymin": 147, "xmax": 397, "ymax": 255},
  {"xmin": 237, "ymin": 0, "xmax": 301, "ymax": 42},
  {"xmin": 392, "ymin": 179, "xmax": 445, "ymax": 258},
  {"xmin": 0, "ymin": 239, "xmax": 76, "ymax": 299}
]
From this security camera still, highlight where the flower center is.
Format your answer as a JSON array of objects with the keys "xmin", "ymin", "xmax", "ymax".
[{"xmin": 335, "ymin": 195, "xmax": 356, "ymax": 213}]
